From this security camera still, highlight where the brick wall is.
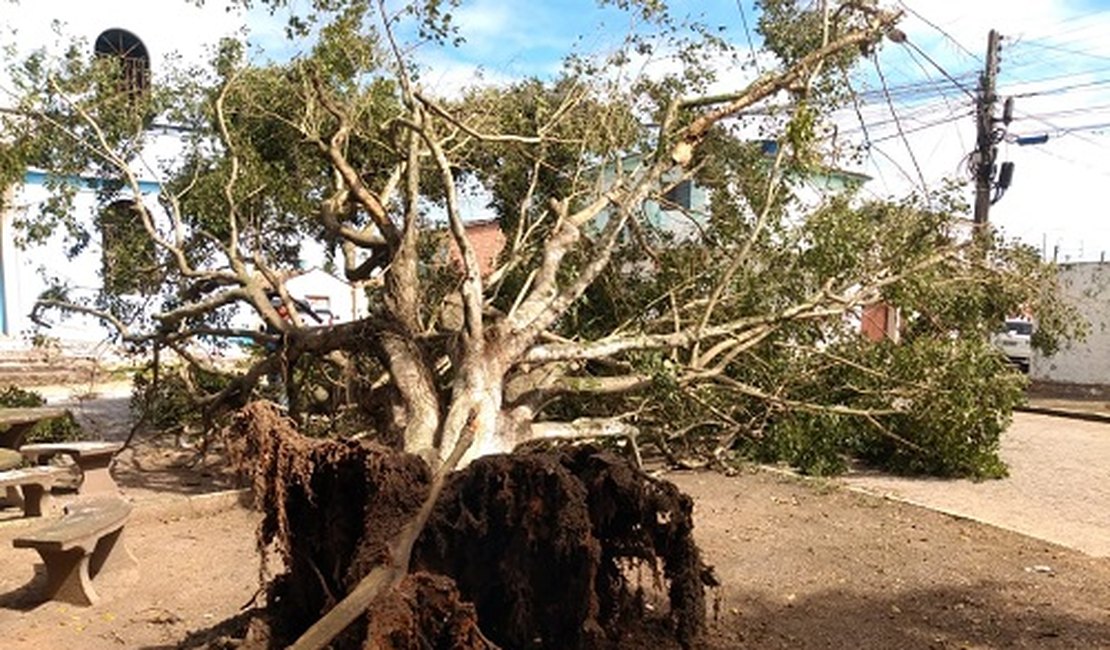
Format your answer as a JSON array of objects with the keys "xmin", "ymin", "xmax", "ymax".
[{"xmin": 450, "ymin": 220, "xmax": 506, "ymax": 276}]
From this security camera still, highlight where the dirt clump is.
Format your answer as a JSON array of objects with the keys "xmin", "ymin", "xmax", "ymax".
[
  {"xmin": 228, "ymin": 403, "xmax": 710, "ymax": 649},
  {"xmin": 365, "ymin": 572, "xmax": 493, "ymax": 649},
  {"xmin": 227, "ymin": 403, "xmax": 431, "ymax": 646},
  {"xmin": 415, "ymin": 446, "xmax": 710, "ymax": 649}
]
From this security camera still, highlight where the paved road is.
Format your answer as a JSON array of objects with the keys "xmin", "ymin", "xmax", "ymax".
[
  {"xmin": 843, "ymin": 411, "xmax": 1110, "ymax": 558},
  {"xmin": 36, "ymin": 381, "xmax": 134, "ymax": 441}
]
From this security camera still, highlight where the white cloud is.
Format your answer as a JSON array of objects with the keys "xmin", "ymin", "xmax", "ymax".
[
  {"xmin": 1, "ymin": 0, "xmax": 246, "ymax": 72},
  {"xmin": 453, "ymin": 0, "xmax": 514, "ymax": 38}
]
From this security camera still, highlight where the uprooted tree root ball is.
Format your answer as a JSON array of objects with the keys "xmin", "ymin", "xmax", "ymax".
[
  {"xmin": 414, "ymin": 447, "xmax": 711, "ymax": 648},
  {"xmin": 229, "ymin": 403, "xmax": 712, "ymax": 649}
]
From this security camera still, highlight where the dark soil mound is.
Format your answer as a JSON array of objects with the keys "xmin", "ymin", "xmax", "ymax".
[
  {"xmin": 365, "ymin": 572, "xmax": 494, "ymax": 649},
  {"xmin": 415, "ymin": 446, "xmax": 709, "ymax": 649},
  {"xmin": 229, "ymin": 403, "xmax": 433, "ymax": 645},
  {"xmin": 230, "ymin": 403, "xmax": 709, "ymax": 649}
]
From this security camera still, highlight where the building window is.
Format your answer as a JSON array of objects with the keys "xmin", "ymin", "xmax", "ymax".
[
  {"xmin": 99, "ymin": 200, "xmax": 158, "ymax": 295},
  {"xmin": 94, "ymin": 28, "xmax": 150, "ymax": 100},
  {"xmin": 662, "ymin": 180, "xmax": 693, "ymax": 210},
  {"xmin": 304, "ymin": 295, "xmax": 334, "ymax": 324}
]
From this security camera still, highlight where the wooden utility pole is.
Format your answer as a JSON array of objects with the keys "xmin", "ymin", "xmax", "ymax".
[{"xmin": 973, "ymin": 29, "xmax": 1002, "ymax": 225}]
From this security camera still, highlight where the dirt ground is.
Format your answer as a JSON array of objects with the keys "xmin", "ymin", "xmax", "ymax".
[
  {"xmin": 1, "ymin": 462, "xmax": 1107, "ymax": 648},
  {"xmin": 0, "ymin": 389, "xmax": 1107, "ymax": 648},
  {"xmin": 671, "ymin": 469, "xmax": 1110, "ymax": 649}
]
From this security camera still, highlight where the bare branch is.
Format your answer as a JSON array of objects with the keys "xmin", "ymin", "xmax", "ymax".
[
  {"xmin": 306, "ymin": 69, "xmax": 400, "ymax": 247},
  {"xmin": 213, "ymin": 70, "xmax": 244, "ymax": 262},
  {"xmin": 32, "ymin": 298, "xmax": 140, "ymax": 342},
  {"xmin": 529, "ymin": 417, "xmax": 638, "ymax": 441},
  {"xmin": 404, "ymin": 116, "xmax": 486, "ymax": 346}
]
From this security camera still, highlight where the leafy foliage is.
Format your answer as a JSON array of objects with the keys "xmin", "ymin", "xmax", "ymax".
[
  {"xmin": 130, "ymin": 362, "xmax": 233, "ymax": 433},
  {"xmin": 0, "ymin": 385, "xmax": 82, "ymax": 443},
  {"xmin": 0, "ymin": 1, "xmax": 1083, "ymax": 480}
]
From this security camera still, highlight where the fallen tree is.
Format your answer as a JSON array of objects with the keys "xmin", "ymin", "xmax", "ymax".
[{"xmin": 0, "ymin": 0, "xmax": 1083, "ymax": 645}]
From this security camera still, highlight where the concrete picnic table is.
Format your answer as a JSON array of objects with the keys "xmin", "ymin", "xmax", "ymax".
[
  {"xmin": 0, "ymin": 406, "xmax": 73, "ymax": 506},
  {"xmin": 0, "ymin": 406, "xmax": 71, "ymax": 450},
  {"xmin": 20, "ymin": 441, "xmax": 124, "ymax": 495}
]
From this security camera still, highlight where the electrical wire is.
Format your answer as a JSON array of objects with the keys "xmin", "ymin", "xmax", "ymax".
[
  {"xmin": 1007, "ymin": 77, "xmax": 1110, "ymax": 99},
  {"xmin": 1011, "ymin": 39, "xmax": 1110, "ymax": 64},
  {"xmin": 867, "ymin": 109, "xmax": 973, "ymax": 144},
  {"xmin": 872, "ymin": 57, "xmax": 928, "ymax": 195},
  {"xmin": 896, "ymin": 1, "xmax": 980, "ymax": 62},
  {"xmin": 899, "ymin": 38, "xmax": 977, "ymax": 100},
  {"xmin": 735, "ymin": 0, "xmax": 762, "ymax": 74}
]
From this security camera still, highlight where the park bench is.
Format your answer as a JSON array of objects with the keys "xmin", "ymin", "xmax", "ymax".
[
  {"xmin": 13, "ymin": 495, "xmax": 137, "ymax": 606},
  {"xmin": 0, "ymin": 406, "xmax": 72, "ymax": 506},
  {"xmin": 0, "ymin": 465, "xmax": 71, "ymax": 516}
]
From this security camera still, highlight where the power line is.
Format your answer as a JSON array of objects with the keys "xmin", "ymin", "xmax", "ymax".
[
  {"xmin": 842, "ymin": 70, "xmax": 874, "ymax": 149},
  {"xmin": 839, "ymin": 98, "xmax": 973, "ymax": 140},
  {"xmin": 873, "ymin": 57, "xmax": 928, "ymax": 195},
  {"xmin": 899, "ymin": 38, "xmax": 977, "ymax": 100},
  {"xmin": 1005, "ymin": 8, "xmax": 1110, "ymax": 45},
  {"xmin": 1012, "ymin": 100, "xmax": 1110, "ymax": 123},
  {"xmin": 1012, "ymin": 119, "xmax": 1110, "ymax": 139},
  {"xmin": 1014, "ymin": 108, "xmax": 1107, "ymax": 149},
  {"xmin": 735, "ymin": 0, "xmax": 762, "ymax": 74},
  {"xmin": 1007, "ymin": 77, "xmax": 1110, "ymax": 99},
  {"xmin": 896, "ymin": 1, "xmax": 979, "ymax": 61},
  {"xmin": 1010, "ymin": 39, "xmax": 1110, "ymax": 64},
  {"xmin": 868, "ymin": 109, "xmax": 973, "ymax": 144},
  {"xmin": 851, "ymin": 72, "xmax": 978, "ymax": 105},
  {"xmin": 1019, "ymin": 141, "xmax": 1110, "ymax": 179}
]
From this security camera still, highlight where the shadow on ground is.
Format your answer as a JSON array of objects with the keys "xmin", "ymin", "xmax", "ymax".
[
  {"xmin": 128, "ymin": 579, "xmax": 1110, "ymax": 649},
  {"xmin": 112, "ymin": 441, "xmax": 240, "ymax": 497},
  {"xmin": 708, "ymin": 581, "xmax": 1110, "ymax": 649},
  {"xmin": 0, "ymin": 565, "xmax": 48, "ymax": 612}
]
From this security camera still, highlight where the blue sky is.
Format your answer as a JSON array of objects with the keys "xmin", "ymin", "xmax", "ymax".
[
  {"xmin": 256, "ymin": 0, "xmax": 1110, "ymax": 261},
  {"xmin": 5, "ymin": 0, "xmax": 1110, "ymax": 260}
]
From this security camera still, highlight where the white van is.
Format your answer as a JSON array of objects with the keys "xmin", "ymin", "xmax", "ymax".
[{"xmin": 992, "ymin": 319, "xmax": 1033, "ymax": 373}]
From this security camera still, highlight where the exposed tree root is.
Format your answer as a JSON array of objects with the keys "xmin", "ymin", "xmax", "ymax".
[
  {"xmin": 228, "ymin": 403, "xmax": 711, "ymax": 649},
  {"xmin": 415, "ymin": 446, "xmax": 709, "ymax": 648},
  {"xmin": 365, "ymin": 572, "xmax": 494, "ymax": 650}
]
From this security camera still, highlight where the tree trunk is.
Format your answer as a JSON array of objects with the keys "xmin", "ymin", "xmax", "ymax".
[
  {"xmin": 379, "ymin": 332, "xmax": 440, "ymax": 460},
  {"xmin": 437, "ymin": 353, "xmax": 508, "ymax": 468}
]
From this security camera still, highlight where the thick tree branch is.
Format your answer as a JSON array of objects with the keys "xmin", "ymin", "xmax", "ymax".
[{"xmin": 405, "ymin": 116, "xmax": 486, "ymax": 347}]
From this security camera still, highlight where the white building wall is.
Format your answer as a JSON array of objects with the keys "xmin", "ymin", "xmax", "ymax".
[
  {"xmin": 1, "ymin": 1, "xmax": 243, "ymax": 351},
  {"xmin": 1, "ymin": 1, "xmax": 242, "ymax": 79},
  {"xmin": 2, "ymin": 176, "xmax": 164, "ymax": 346},
  {"xmin": 1031, "ymin": 262, "xmax": 1110, "ymax": 386},
  {"xmin": 285, "ymin": 268, "xmax": 365, "ymax": 325}
]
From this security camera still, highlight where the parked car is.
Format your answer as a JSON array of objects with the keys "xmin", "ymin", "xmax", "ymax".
[{"xmin": 992, "ymin": 319, "xmax": 1033, "ymax": 373}]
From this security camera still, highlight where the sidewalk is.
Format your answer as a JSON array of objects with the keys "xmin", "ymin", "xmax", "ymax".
[
  {"xmin": 1020, "ymin": 397, "xmax": 1110, "ymax": 423},
  {"xmin": 842, "ymin": 411, "xmax": 1110, "ymax": 558},
  {"xmin": 28, "ymin": 380, "xmax": 134, "ymax": 441}
]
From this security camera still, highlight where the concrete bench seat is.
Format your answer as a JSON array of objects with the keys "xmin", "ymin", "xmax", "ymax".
[
  {"xmin": 0, "ymin": 465, "xmax": 71, "ymax": 516},
  {"xmin": 13, "ymin": 496, "xmax": 137, "ymax": 605}
]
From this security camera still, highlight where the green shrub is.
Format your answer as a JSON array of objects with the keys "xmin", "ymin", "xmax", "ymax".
[
  {"xmin": 852, "ymin": 338, "xmax": 1020, "ymax": 478},
  {"xmin": 0, "ymin": 385, "xmax": 83, "ymax": 443},
  {"xmin": 732, "ymin": 336, "xmax": 1020, "ymax": 479},
  {"xmin": 131, "ymin": 363, "xmax": 234, "ymax": 433}
]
